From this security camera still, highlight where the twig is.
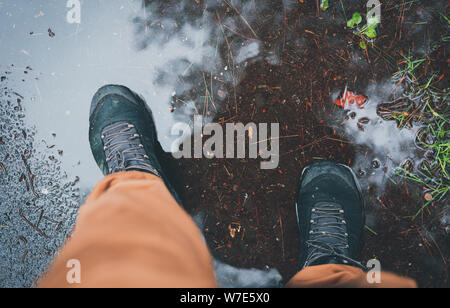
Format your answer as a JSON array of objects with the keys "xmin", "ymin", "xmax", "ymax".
[
  {"xmin": 21, "ymin": 154, "xmax": 39, "ymax": 198},
  {"xmin": 222, "ymin": 25, "xmax": 260, "ymax": 42},
  {"xmin": 278, "ymin": 209, "xmax": 285, "ymax": 261},
  {"xmin": 222, "ymin": 0, "xmax": 258, "ymax": 39},
  {"xmin": 19, "ymin": 210, "xmax": 48, "ymax": 239}
]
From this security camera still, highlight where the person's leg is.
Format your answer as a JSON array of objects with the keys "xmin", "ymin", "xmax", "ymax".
[
  {"xmin": 38, "ymin": 85, "xmax": 216, "ymax": 288},
  {"xmin": 39, "ymin": 171, "xmax": 216, "ymax": 288},
  {"xmin": 287, "ymin": 161, "xmax": 417, "ymax": 288},
  {"xmin": 286, "ymin": 264, "xmax": 417, "ymax": 288}
]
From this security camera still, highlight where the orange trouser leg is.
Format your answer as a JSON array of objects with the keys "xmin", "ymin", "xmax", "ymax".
[
  {"xmin": 38, "ymin": 171, "xmax": 217, "ymax": 288},
  {"xmin": 286, "ymin": 264, "xmax": 417, "ymax": 288}
]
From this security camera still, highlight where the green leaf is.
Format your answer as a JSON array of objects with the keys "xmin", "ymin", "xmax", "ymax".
[
  {"xmin": 438, "ymin": 12, "xmax": 450, "ymax": 25},
  {"xmin": 353, "ymin": 12, "xmax": 363, "ymax": 25},
  {"xmin": 365, "ymin": 27, "xmax": 377, "ymax": 38},
  {"xmin": 347, "ymin": 12, "xmax": 362, "ymax": 28},
  {"xmin": 359, "ymin": 40, "xmax": 367, "ymax": 49},
  {"xmin": 320, "ymin": 0, "xmax": 329, "ymax": 11}
]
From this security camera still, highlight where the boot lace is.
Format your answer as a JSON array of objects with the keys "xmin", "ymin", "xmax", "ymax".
[
  {"xmin": 304, "ymin": 202, "xmax": 365, "ymax": 269},
  {"xmin": 101, "ymin": 121, "xmax": 160, "ymax": 176}
]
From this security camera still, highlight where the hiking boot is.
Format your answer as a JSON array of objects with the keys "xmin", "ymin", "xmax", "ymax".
[
  {"xmin": 295, "ymin": 161, "xmax": 366, "ymax": 270},
  {"xmin": 89, "ymin": 84, "xmax": 182, "ymax": 205}
]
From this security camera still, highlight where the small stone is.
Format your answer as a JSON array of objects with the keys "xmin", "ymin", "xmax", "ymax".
[{"xmin": 371, "ymin": 159, "xmax": 381, "ymax": 169}]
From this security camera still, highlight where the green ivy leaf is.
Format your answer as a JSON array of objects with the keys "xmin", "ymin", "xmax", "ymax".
[
  {"xmin": 365, "ymin": 27, "xmax": 377, "ymax": 38},
  {"xmin": 347, "ymin": 12, "xmax": 362, "ymax": 28},
  {"xmin": 320, "ymin": 0, "xmax": 329, "ymax": 11},
  {"xmin": 353, "ymin": 12, "xmax": 363, "ymax": 25},
  {"xmin": 359, "ymin": 40, "xmax": 367, "ymax": 50}
]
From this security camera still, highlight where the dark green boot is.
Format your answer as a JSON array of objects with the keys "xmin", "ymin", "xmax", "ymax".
[
  {"xmin": 296, "ymin": 161, "xmax": 366, "ymax": 270},
  {"xmin": 89, "ymin": 84, "xmax": 182, "ymax": 205}
]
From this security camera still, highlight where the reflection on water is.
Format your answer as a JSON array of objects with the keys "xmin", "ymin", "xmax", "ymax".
[
  {"xmin": 337, "ymin": 82, "xmax": 421, "ymax": 189},
  {"xmin": 134, "ymin": 0, "xmax": 288, "ymax": 119}
]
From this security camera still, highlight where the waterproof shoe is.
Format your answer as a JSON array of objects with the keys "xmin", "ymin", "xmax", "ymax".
[
  {"xmin": 295, "ymin": 161, "xmax": 366, "ymax": 270},
  {"xmin": 89, "ymin": 84, "xmax": 182, "ymax": 205}
]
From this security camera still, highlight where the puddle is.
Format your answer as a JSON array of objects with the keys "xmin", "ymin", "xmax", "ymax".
[
  {"xmin": 0, "ymin": 73, "xmax": 80, "ymax": 287},
  {"xmin": 333, "ymin": 82, "xmax": 422, "ymax": 189}
]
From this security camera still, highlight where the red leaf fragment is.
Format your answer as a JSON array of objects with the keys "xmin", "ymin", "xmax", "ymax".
[{"xmin": 334, "ymin": 90, "xmax": 368, "ymax": 109}]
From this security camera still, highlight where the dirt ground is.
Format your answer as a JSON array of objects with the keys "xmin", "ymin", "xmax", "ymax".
[{"xmin": 153, "ymin": 0, "xmax": 449, "ymax": 287}]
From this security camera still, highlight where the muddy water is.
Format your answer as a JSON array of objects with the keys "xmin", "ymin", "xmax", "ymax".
[{"xmin": 0, "ymin": 0, "xmax": 448, "ymax": 287}]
